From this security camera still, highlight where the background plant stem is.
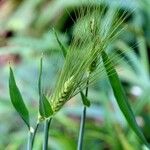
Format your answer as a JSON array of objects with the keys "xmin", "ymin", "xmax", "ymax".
[{"xmin": 43, "ymin": 118, "xmax": 52, "ymax": 150}]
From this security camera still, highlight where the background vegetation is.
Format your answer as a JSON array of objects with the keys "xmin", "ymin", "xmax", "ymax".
[{"xmin": 0, "ymin": 0, "xmax": 150, "ymax": 149}]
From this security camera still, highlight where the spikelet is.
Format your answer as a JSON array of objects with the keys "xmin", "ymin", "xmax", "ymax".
[
  {"xmin": 89, "ymin": 57, "xmax": 98, "ymax": 73},
  {"xmin": 51, "ymin": 76, "xmax": 74, "ymax": 113}
]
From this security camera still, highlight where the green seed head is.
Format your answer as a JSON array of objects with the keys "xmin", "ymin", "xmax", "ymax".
[{"xmin": 49, "ymin": 1, "xmax": 127, "ymax": 114}]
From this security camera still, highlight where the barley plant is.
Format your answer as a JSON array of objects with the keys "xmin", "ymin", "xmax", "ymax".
[{"xmin": 2, "ymin": 0, "xmax": 149, "ymax": 149}]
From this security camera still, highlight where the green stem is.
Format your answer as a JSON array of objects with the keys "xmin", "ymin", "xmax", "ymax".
[
  {"xmin": 77, "ymin": 106, "xmax": 87, "ymax": 150},
  {"xmin": 27, "ymin": 130, "xmax": 33, "ymax": 150},
  {"xmin": 31, "ymin": 123, "xmax": 39, "ymax": 148},
  {"xmin": 43, "ymin": 118, "xmax": 52, "ymax": 150},
  {"xmin": 77, "ymin": 81, "xmax": 89, "ymax": 150}
]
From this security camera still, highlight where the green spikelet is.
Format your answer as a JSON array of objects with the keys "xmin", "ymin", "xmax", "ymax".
[
  {"xmin": 51, "ymin": 76, "xmax": 74, "ymax": 113},
  {"xmin": 89, "ymin": 57, "xmax": 98, "ymax": 73}
]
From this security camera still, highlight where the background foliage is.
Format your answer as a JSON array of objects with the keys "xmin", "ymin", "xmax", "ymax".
[{"xmin": 0, "ymin": 0, "xmax": 150, "ymax": 149}]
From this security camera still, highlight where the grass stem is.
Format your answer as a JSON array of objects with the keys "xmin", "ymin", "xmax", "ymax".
[
  {"xmin": 31, "ymin": 123, "xmax": 39, "ymax": 148},
  {"xmin": 27, "ymin": 130, "xmax": 33, "ymax": 150},
  {"xmin": 77, "ymin": 106, "xmax": 87, "ymax": 150},
  {"xmin": 77, "ymin": 79, "xmax": 89, "ymax": 150},
  {"xmin": 43, "ymin": 118, "xmax": 52, "ymax": 150}
]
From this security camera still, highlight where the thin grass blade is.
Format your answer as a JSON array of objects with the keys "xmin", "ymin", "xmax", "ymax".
[
  {"xmin": 101, "ymin": 51, "xmax": 149, "ymax": 148},
  {"xmin": 38, "ymin": 56, "xmax": 53, "ymax": 118}
]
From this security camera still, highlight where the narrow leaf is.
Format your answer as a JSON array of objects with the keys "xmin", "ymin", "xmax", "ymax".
[
  {"xmin": 38, "ymin": 56, "xmax": 53, "ymax": 118},
  {"xmin": 80, "ymin": 91, "xmax": 90, "ymax": 107},
  {"xmin": 54, "ymin": 29, "xmax": 67, "ymax": 57},
  {"xmin": 9, "ymin": 67, "xmax": 30, "ymax": 128},
  {"xmin": 102, "ymin": 51, "xmax": 149, "ymax": 148}
]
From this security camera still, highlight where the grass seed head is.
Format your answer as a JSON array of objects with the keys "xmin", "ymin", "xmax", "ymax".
[{"xmin": 49, "ymin": 0, "xmax": 128, "ymax": 114}]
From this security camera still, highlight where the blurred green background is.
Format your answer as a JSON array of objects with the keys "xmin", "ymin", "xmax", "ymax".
[{"xmin": 0, "ymin": 0, "xmax": 150, "ymax": 149}]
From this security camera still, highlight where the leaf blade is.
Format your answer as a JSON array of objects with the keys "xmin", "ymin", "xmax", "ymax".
[
  {"xmin": 38, "ymin": 56, "xmax": 53, "ymax": 118},
  {"xmin": 9, "ymin": 67, "xmax": 30, "ymax": 128},
  {"xmin": 102, "ymin": 51, "xmax": 149, "ymax": 147}
]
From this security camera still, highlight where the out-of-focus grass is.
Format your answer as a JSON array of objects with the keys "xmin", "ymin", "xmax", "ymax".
[{"xmin": 0, "ymin": 0, "xmax": 150, "ymax": 149}]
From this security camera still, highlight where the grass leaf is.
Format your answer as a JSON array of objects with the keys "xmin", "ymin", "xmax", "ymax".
[
  {"xmin": 101, "ymin": 51, "xmax": 149, "ymax": 148},
  {"xmin": 38, "ymin": 56, "xmax": 53, "ymax": 118},
  {"xmin": 9, "ymin": 67, "xmax": 30, "ymax": 128}
]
